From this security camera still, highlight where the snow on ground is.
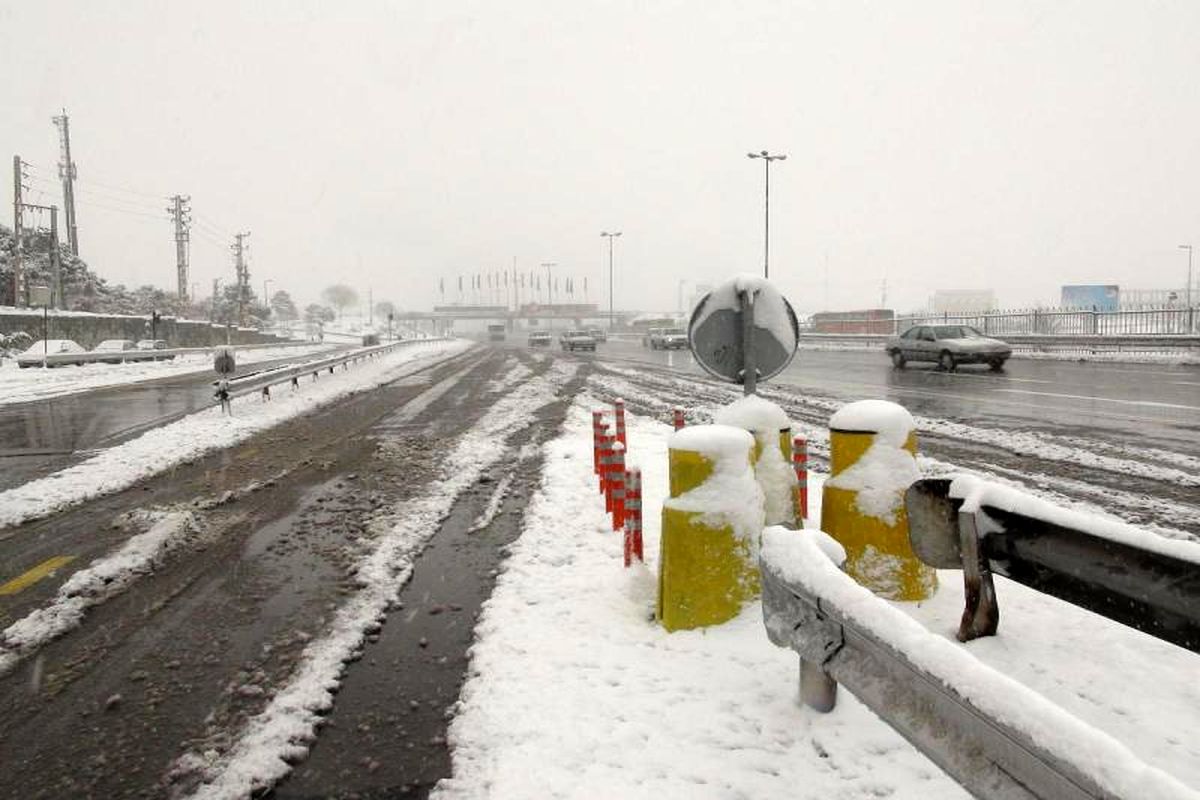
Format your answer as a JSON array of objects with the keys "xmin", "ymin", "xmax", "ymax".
[
  {"xmin": 0, "ymin": 340, "xmax": 472, "ymax": 529},
  {"xmin": 179, "ymin": 361, "xmax": 581, "ymax": 799},
  {"xmin": 434, "ymin": 398, "xmax": 1200, "ymax": 798},
  {"xmin": 0, "ymin": 343, "xmax": 337, "ymax": 406}
]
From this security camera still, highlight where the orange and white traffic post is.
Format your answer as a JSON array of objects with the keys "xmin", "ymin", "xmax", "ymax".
[
  {"xmin": 624, "ymin": 468, "xmax": 643, "ymax": 566},
  {"xmin": 610, "ymin": 442, "xmax": 626, "ymax": 531},
  {"xmin": 592, "ymin": 410, "xmax": 606, "ymax": 475},
  {"xmin": 672, "ymin": 407, "xmax": 685, "ymax": 430},
  {"xmin": 614, "ymin": 399, "xmax": 627, "ymax": 447},
  {"xmin": 793, "ymin": 433, "xmax": 809, "ymax": 523}
]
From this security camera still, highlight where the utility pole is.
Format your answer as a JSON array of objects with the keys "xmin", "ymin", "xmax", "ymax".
[
  {"xmin": 232, "ymin": 232, "xmax": 250, "ymax": 327},
  {"xmin": 541, "ymin": 262, "xmax": 557, "ymax": 331},
  {"xmin": 21, "ymin": 202, "xmax": 63, "ymax": 308},
  {"xmin": 211, "ymin": 278, "xmax": 220, "ymax": 323},
  {"xmin": 168, "ymin": 195, "xmax": 191, "ymax": 300},
  {"xmin": 52, "ymin": 111, "xmax": 80, "ymax": 256},
  {"xmin": 881, "ymin": 276, "xmax": 888, "ymax": 308},
  {"xmin": 12, "ymin": 155, "xmax": 26, "ymax": 306},
  {"xmin": 368, "ymin": 287, "xmax": 374, "ymax": 326}
]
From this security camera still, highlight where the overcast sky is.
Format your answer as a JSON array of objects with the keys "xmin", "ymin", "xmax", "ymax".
[{"xmin": 3, "ymin": 0, "xmax": 1198, "ymax": 314}]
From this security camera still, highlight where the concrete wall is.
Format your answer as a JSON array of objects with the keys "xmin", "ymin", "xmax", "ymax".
[{"xmin": 0, "ymin": 311, "xmax": 290, "ymax": 349}]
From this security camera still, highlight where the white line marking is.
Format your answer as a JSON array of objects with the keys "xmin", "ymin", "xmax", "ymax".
[{"xmin": 994, "ymin": 389, "xmax": 1200, "ymax": 411}]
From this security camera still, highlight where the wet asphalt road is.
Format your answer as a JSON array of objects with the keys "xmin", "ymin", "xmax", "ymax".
[{"xmin": 594, "ymin": 338, "xmax": 1200, "ymax": 453}]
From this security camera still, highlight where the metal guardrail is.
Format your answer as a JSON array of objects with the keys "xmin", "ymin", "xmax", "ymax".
[
  {"xmin": 12, "ymin": 339, "xmax": 320, "ymax": 368},
  {"xmin": 217, "ymin": 338, "xmax": 446, "ymax": 405},
  {"xmin": 761, "ymin": 478, "xmax": 1200, "ymax": 799},
  {"xmin": 760, "ymin": 528, "xmax": 1196, "ymax": 800},
  {"xmin": 806, "ymin": 305, "xmax": 1199, "ymax": 337}
]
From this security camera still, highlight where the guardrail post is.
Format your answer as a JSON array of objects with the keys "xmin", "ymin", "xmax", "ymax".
[
  {"xmin": 821, "ymin": 400, "xmax": 936, "ymax": 601},
  {"xmin": 658, "ymin": 425, "xmax": 762, "ymax": 631},
  {"xmin": 261, "ymin": 386, "xmax": 271, "ymax": 402}
]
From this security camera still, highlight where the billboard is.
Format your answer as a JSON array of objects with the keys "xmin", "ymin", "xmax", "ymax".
[{"xmin": 1060, "ymin": 285, "xmax": 1119, "ymax": 311}]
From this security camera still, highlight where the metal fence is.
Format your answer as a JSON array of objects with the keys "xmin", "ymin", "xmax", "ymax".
[{"xmin": 806, "ymin": 306, "xmax": 1198, "ymax": 336}]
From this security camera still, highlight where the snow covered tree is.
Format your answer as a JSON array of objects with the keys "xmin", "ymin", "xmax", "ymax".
[{"xmin": 270, "ymin": 290, "xmax": 299, "ymax": 321}]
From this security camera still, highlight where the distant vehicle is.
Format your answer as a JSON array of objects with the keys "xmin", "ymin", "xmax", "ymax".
[
  {"xmin": 362, "ymin": 333, "xmax": 381, "ymax": 346},
  {"xmin": 649, "ymin": 327, "xmax": 688, "ymax": 350},
  {"xmin": 16, "ymin": 339, "xmax": 86, "ymax": 368},
  {"xmin": 642, "ymin": 327, "xmax": 664, "ymax": 347},
  {"xmin": 588, "ymin": 328, "xmax": 607, "ymax": 343},
  {"xmin": 560, "ymin": 330, "xmax": 597, "ymax": 352},
  {"xmin": 886, "ymin": 325, "xmax": 1011, "ymax": 371},
  {"xmin": 92, "ymin": 339, "xmax": 139, "ymax": 363},
  {"xmin": 487, "ymin": 324, "xmax": 507, "ymax": 342},
  {"xmin": 528, "ymin": 331, "xmax": 552, "ymax": 347},
  {"xmin": 136, "ymin": 339, "xmax": 169, "ymax": 350}
]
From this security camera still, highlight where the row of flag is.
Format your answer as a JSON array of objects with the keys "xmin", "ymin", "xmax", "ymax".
[{"xmin": 439, "ymin": 273, "xmax": 588, "ymax": 296}]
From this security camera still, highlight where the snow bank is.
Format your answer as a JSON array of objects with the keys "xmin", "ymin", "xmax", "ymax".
[
  {"xmin": 760, "ymin": 528, "xmax": 1198, "ymax": 800},
  {"xmin": 950, "ymin": 474, "xmax": 1200, "ymax": 564},
  {"xmin": 436, "ymin": 402, "xmax": 968, "ymax": 800}
]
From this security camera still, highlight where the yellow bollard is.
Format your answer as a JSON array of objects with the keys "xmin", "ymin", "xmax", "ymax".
[
  {"xmin": 820, "ymin": 400, "xmax": 936, "ymax": 601},
  {"xmin": 658, "ymin": 425, "xmax": 764, "ymax": 631},
  {"xmin": 713, "ymin": 395, "xmax": 796, "ymax": 528}
]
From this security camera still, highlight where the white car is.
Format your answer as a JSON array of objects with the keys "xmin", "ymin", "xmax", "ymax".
[{"xmin": 16, "ymin": 339, "xmax": 87, "ymax": 368}]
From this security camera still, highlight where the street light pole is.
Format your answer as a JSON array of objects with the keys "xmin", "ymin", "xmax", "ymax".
[
  {"xmin": 1180, "ymin": 245, "xmax": 1193, "ymax": 306},
  {"xmin": 600, "ymin": 231, "xmax": 622, "ymax": 330},
  {"xmin": 263, "ymin": 279, "xmax": 273, "ymax": 320},
  {"xmin": 1181, "ymin": 245, "xmax": 1194, "ymax": 333},
  {"xmin": 747, "ymin": 150, "xmax": 787, "ymax": 279}
]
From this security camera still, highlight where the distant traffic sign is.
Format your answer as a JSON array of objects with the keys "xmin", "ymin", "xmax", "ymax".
[{"xmin": 688, "ymin": 276, "xmax": 798, "ymax": 387}]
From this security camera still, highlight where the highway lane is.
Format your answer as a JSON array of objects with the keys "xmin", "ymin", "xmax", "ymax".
[{"xmin": 595, "ymin": 339, "xmax": 1200, "ymax": 454}]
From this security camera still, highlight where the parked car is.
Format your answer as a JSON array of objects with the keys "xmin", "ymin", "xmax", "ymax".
[
  {"xmin": 528, "ymin": 331, "xmax": 552, "ymax": 347},
  {"xmin": 92, "ymin": 339, "xmax": 139, "ymax": 363},
  {"xmin": 886, "ymin": 325, "xmax": 1011, "ymax": 371},
  {"xmin": 649, "ymin": 327, "xmax": 688, "ymax": 350},
  {"xmin": 588, "ymin": 328, "xmax": 608, "ymax": 343},
  {"xmin": 16, "ymin": 339, "xmax": 87, "ymax": 368},
  {"xmin": 560, "ymin": 330, "xmax": 597, "ymax": 352}
]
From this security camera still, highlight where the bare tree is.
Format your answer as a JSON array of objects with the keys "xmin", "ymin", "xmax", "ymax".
[{"xmin": 321, "ymin": 284, "xmax": 358, "ymax": 320}]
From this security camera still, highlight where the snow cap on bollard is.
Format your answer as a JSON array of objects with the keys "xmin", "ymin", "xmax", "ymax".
[
  {"xmin": 822, "ymin": 399, "xmax": 936, "ymax": 601},
  {"xmin": 714, "ymin": 394, "xmax": 796, "ymax": 527}
]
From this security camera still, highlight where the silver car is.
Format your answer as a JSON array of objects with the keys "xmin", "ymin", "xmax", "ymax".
[{"xmin": 887, "ymin": 325, "xmax": 1011, "ymax": 371}]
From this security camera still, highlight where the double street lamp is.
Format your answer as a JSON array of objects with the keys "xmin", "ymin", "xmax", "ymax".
[
  {"xmin": 600, "ymin": 231, "xmax": 622, "ymax": 330},
  {"xmin": 747, "ymin": 150, "xmax": 787, "ymax": 279}
]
